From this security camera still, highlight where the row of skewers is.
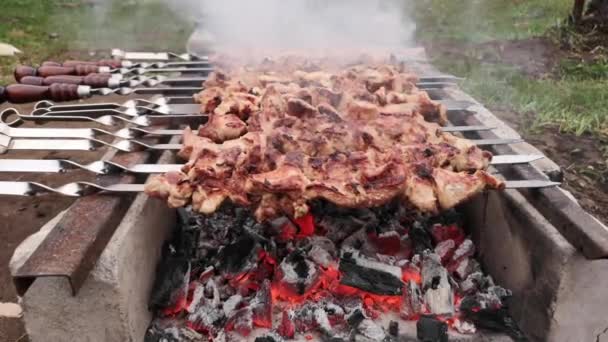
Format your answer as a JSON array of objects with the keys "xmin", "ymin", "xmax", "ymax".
[{"xmin": 0, "ymin": 49, "xmax": 559, "ymax": 197}]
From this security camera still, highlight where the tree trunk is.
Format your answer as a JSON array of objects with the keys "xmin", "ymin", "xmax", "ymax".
[{"xmin": 572, "ymin": 0, "xmax": 586, "ymax": 23}]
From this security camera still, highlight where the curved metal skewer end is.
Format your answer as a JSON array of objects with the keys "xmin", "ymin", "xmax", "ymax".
[{"xmin": 0, "ymin": 108, "xmax": 24, "ymax": 127}]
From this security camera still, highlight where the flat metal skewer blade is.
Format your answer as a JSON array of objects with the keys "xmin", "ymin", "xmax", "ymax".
[
  {"xmin": 491, "ymin": 155, "xmax": 544, "ymax": 165},
  {"xmin": 442, "ymin": 125, "xmax": 494, "ymax": 133},
  {"xmin": 0, "ymin": 154, "xmax": 543, "ymax": 174},
  {"xmin": 0, "ymin": 179, "xmax": 560, "ymax": 197},
  {"xmin": 504, "ymin": 180, "xmax": 561, "ymax": 189},
  {"xmin": 472, "ymin": 138, "xmax": 523, "ymax": 146}
]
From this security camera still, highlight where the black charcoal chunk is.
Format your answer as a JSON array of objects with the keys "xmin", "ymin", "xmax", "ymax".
[
  {"xmin": 148, "ymin": 258, "xmax": 190, "ymax": 311},
  {"xmin": 346, "ymin": 308, "xmax": 366, "ymax": 328},
  {"xmin": 216, "ymin": 235, "xmax": 259, "ymax": 274},
  {"xmin": 388, "ymin": 321, "xmax": 399, "ymax": 337},
  {"xmin": 339, "ymin": 250, "xmax": 403, "ymax": 296},
  {"xmin": 416, "ymin": 315, "xmax": 448, "ymax": 342},
  {"xmin": 460, "ymin": 297, "xmax": 526, "ymax": 341},
  {"xmin": 255, "ymin": 332, "xmax": 285, "ymax": 342},
  {"xmin": 144, "ymin": 319, "xmax": 202, "ymax": 342}
]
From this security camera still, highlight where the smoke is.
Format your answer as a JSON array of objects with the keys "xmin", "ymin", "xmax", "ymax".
[{"xmin": 167, "ymin": 0, "xmax": 416, "ymax": 55}]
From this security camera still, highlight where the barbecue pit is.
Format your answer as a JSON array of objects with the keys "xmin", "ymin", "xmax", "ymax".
[{"xmin": 7, "ymin": 48, "xmax": 608, "ymax": 342}]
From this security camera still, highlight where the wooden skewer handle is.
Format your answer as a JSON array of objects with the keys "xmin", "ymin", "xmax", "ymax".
[
  {"xmin": 14, "ymin": 65, "xmax": 105, "ymax": 81},
  {"xmin": 20, "ymin": 74, "xmax": 112, "ymax": 88},
  {"xmin": 42, "ymin": 59, "xmax": 123, "ymax": 68},
  {"xmin": 1, "ymin": 84, "xmax": 82, "ymax": 103}
]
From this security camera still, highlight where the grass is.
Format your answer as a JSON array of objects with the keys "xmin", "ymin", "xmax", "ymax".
[
  {"xmin": 413, "ymin": 0, "xmax": 608, "ymax": 136},
  {"xmin": 0, "ymin": 0, "xmax": 192, "ymax": 84},
  {"xmin": 413, "ymin": 0, "xmax": 572, "ymax": 43}
]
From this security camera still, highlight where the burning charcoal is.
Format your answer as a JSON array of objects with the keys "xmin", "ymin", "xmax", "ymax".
[
  {"xmin": 401, "ymin": 280, "xmax": 424, "ymax": 319},
  {"xmin": 225, "ymin": 307, "xmax": 253, "ymax": 337},
  {"xmin": 429, "ymin": 224, "xmax": 465, "ymax": 245},
  {"xmin": 434, "ymin": 239, "xmax": 456, "ymax": 264},
  {"xmin": 149, "ymin": 257, "xmax": 191, "ymax": 314},
  {"xmin": 145, "ymin": 318, "xmax": 203, "ymax": 342},
  {"xmin": 346, "ymin": 307, "xmax": 366, "ymax": 329},
  {"xmin": 307, "ymin": 236, "xmax": 337, "ymax": 268},
  {"xmin": 416, "ymin": 315, "xmax": 448, "ymax": 342},
  {"xmin": 251, "ymin": 280, "xmax": 273, "ymax": 328},
  {"xmin": 186, "ymin": 280, "xmax": 224, "ymax": 333},
  {"xmin": 369, "ymin": 230, "xmax": 402, "ymax": 255},
  {"xmin": 276, "ymin": 250, "xmax": 319, "ymax": 296},
  {"xmin": 339, "ymin": 249, "xmax": 403, "ymax": 296},
  {"xmin": 222, "ymin": 294, "xmax": 243, "ymax": 317},
  {"xmin": 459, "ymin": 272, "xmax": 493, "ymax": 295},
  {"xmin": 451, "ymin": 239, "xmax": 475, "ymax": 262},
  {"xmin": 354, "ymin": 319, "xmax": 386, "ymax": 342},
  {"xmin": 388, "ymin": 321, "xmax": 399, "ymax": 337},
  {"xmin": 421, "ymin": 251, "xmax": 454, "ymax": 315},
  {"xmin": 410, "ymin": 222, "xmax": 433, "ymax": 254},
  {"xmin": 314, "ymin": 307, "xmax": 334, "ymax": 335},
  {"xmin": 278, "ymin": 310, "xmax": 296, "ymax": 339},
  {"xmin": 255, "ymin": 332, "xmax": 285, "ymax": 342},
  {"xmin": 452, "ymin": 318, "xmax": 476, "ymax": 334},
  {"xmin": 186, "ymin": 303, "xmax": 225, "ymax": 335},
  {"xmin": 315, "ymin": 205, "xmax": 377, "ymax": 243},
  {"xmin": 186, "ymin": 281, "xmax": 206, "ymax": 314},
  {"xmin": 215, "ymin": 235, "xmax": 259, "ymax": 275},
  {"xmin": 452, "ymin": 258, "xmax": 480, "ymax": 280},
  {"xmin": 460, "ymin": 296, "xmax": 525, "ymax": 340}
]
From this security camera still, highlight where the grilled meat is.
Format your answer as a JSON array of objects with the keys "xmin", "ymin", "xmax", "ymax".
[{"xmin": 147, "ymin": 59, "xmax": 502, "ymax": 221}]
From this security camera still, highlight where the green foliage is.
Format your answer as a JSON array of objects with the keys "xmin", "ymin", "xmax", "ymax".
[
  {"xmin": 413, "ymin": 0, "xmax": 572, "ymax": 43},
  {"xmin": 416, "ymin": 0, "xmax": 608, "ymax": 136}
]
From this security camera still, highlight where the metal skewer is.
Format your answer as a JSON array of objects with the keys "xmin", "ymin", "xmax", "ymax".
[
  {"xmin": 0, "ymin": 155, "xmax": 545, "ymax": 175},
  {"xmin": 0, "ymin": 124, "xmax": 495, "ymax": 142},
  {"xmin": 111, "ymin": 49, "xmax": 207, "ymax": 61},
  {"xmin": 0, "ymin": 179, "xmax": 562, "ymax": 197},
  {"xmin": 0, "ymin": 135, "xmax": 523, "ymax": 153},
  {"xmin": 0, "ymin": 108, "xmax": 207, "ymax": 127},
  {"xmin": 33, "ymin": 100, "xmax": 475, "ymax": 117}
]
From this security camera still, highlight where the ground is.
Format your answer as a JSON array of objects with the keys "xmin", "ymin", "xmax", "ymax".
[{"xmin": 1, "ymin": 0, "xmax": 608, "ymax": 341}]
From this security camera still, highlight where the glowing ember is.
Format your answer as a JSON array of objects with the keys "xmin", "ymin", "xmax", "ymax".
[{"xmin": 146, "ymin": 204, "xmax": 516, "ymax": 340}]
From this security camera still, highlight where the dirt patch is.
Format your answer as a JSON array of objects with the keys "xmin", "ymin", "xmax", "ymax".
[
  {"xmin": 423, "ymin": 37, "xmax": 563, "ymax": 77},
  {"xmin": 491, "ymin": 107, "xmax": 608, "ymax": 224}
]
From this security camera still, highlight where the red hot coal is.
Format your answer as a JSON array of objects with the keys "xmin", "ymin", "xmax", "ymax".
[{"xmin": 145, "ymin": 201, "xmax": 524, "ymax": 342}]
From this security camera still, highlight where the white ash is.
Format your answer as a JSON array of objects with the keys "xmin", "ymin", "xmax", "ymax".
[
  {"xmin": 187, "ymin": 282, "xmax": 206, "ymax": 313},
  {"xmin": 308, "ymin": 244, "xmax": 335, "ymax": 268},
  {"xmin": 434, "ymin": 239, "xmax": 456, "ymax": 259},
  {"xmin": 411, "ymin": 254, "xmax": 422, "ymax": 266},
  {"xmin": 452, "ymin": 239, "xmax": 475, "ymax": 261},
  {"xmin": 379, "ymin": 230, "xmax": 400, "ymax": 239},
  {"xmin": 375, "ymin": 253, "xmax": 397, "ymax": 265},
  {"xmin": 314, "ymin": 307, "xmax": 333, "ymax": 333},
  {"xmin": 356, "ymin": 319, "xmax": 386, "ymax": 342},
  {"xmin": 453, "ymin": 319, "xmax": 477, "ymax": 334},
  {"xmin": 325, "ymin": 302, "xmax": 345, "ymax": 317},
  {"xmin": 421, "ymin": 251, "xmax": 454, "ymax": 315},
  {"xmin": 222, "ymin": 294, "xmax": 243, "ymax": 317},
  {"xmin": 453, "ymin": 258, "xmax": 478, "ymax": 280},
  {"xmin": 206, "ymin": 279, "xmax": 221, "ymax": 307},
  {"xmin": 279, "ymin": 257, "xmax": 318, "ymax": 285},
  {"xmin": 341, "ymin": 248, "xmax": 402, "ymax": 280}
]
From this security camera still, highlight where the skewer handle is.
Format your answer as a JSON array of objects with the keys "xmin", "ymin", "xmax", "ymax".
[
  {"xmin": 2, "ymin": 84, "xmax": 82, "ymax": 103},
  {"xmin": 14, "ymin": 65, "xmax": 107, "ymax": 81},
  {"xmin": 20, "ymin": 74, "xmax": 113, "ymax": 88},
  {"xmin": 42, "ymin": 60, "xmax": 123, "ymax": 68}
]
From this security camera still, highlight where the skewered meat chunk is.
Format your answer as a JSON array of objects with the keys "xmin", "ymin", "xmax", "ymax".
[{"xmin": 146, "ymin": 58, "xmax": 503, "ymax": 220}]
